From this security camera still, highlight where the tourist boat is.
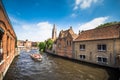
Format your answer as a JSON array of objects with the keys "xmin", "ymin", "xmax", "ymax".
[{"xmin": 30, "ymin": 54, "xmax": 42, "ymax": 61}]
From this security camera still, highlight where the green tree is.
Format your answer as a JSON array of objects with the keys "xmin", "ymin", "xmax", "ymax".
[
  {"xmin": 46, "ymin": 39, "xmax": 53, "ymax": 50},
  {"xmin": 96, "ymin": 21, "xmax": 120, "ymax": 29},
  {"xmin": 38, "ymin": 42, "xmax": 46, "ymax": 52}
]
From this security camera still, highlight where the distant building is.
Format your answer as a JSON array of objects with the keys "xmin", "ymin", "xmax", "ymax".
[
  {"xmin": 17, "ymin": 40, "xmax": 38, "ymax": 49},
  {"xmin": 52, "ymin": 24, "xmax": 57, "ymax": 41},
  {"xmin": 17, "ymin": 40, "xmax": 25, "ymax": 47},
  {"xmin": 24, "ymin": 39, "xmax": 32, "ymax": 49},
  {"xmin": 51, "ymin": 24, "xmax": 57, "ymax": 53},
  {"xmin": 0, "ymin": 1, "xmax": 17, "ymax": 80},
  {"xmin": 31, "ymin": 42, "xmax": 38, "ymax": 47},
  {"xmin": 74, "ymin": 25, "xmax": 120, "ymax": 68},
  {"xmin": 56, "ymin": 27, "xmax": 78, "ymax": 58}
]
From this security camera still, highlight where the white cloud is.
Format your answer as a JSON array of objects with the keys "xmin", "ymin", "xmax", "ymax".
[
  {"xmin": 20, "ymin": 22, "xmax": 53, "ymax": 42},
  {"xmin": 71, "ymin": 13, "xmax": 77, "ymax": 18},
  {"xmin": 74, "ymin": 0, "xmax": 99, "ymax": 10},
  {"xmin": 9, "ymin": 16, "xmax": 109, "ymax": 42},
  {"xmin": 37, "ymin": 22, "xmax": 52, "ymax": 30},
  {"xmin": 9, "ymin": 16, "xmax": 53, "ymax": 42},
  {"xmin": 79, "ymin": 16, "xmax": 109, "ymax": 30},
  {"xmin": 73, "ymin": 6, "xmax": 78, "ymax": 10}
]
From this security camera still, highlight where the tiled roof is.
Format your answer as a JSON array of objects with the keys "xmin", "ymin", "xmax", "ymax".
[
  {"xmin": 75, "ymin": 24, "xmax": 120, "ymax": 41},
  {"xmin": 58, "ymin": 27, "xmax": 78, "ymax": 39},
  {"xmin": 71, "ymin": 34, "xmax": 78, "ymax": 40}
]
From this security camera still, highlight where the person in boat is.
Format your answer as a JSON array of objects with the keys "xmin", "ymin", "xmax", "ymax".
[
  {"xmin": 32, "ymin": 54, "xmax": 42, "ymax": 59},
  {"xmin": 34, "ymin": 54, "xmax": 40, "ymax": 58}
]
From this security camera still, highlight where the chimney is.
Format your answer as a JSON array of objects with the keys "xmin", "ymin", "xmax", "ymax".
[{"xmin": 70, "ymin": 26, "xmax": 72, "ymax": 30}]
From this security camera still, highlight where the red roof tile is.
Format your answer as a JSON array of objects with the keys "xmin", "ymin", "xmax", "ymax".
[{"xmin": 75, "ymin": 25, "xmax": 120, "ymax": 41}]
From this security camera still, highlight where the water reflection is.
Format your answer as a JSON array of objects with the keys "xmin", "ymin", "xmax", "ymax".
[{"xmin": 4, "ymin": 49, "xmax": 120, "ymax": 80}]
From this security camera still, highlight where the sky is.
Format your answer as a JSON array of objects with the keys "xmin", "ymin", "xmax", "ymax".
[{"xmin": 2, "ymin": 0, "xmax": 120, "ymax": 41}]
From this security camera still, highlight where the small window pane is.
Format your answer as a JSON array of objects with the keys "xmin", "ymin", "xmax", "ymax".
[
  {"xmin": 80, "ymin": 55, "xmax": 86, "ymax": 59},
  {"xmin": 98, "ymin": 45, "xmax": 101, "ymax": 50},
  {"xmin": 103, "ymin": 45, "xmax": 106, "ymax": 50},
  {"xmin": 80, "ymin": 45, "xmax": 85, "ymax": 50},
  {"xmin": 80, "ymin": 45, "xmax": 82, "ymax": 49},
  {"xmin": 98, "ymin": 57, "xmax": 102, "ymax": 61},
  {"xmin": 103, "ymin": 58, "xmax": 107, "ymax": 62},
  {"xmin": 83, "ymin": 45, "xmax": 85, "ymax": 49},
  {"xmin": 83, "ymin": 55, "xmax": 85, "ymax": 59},
  {"xmin": 80, "ymin": 55, "xmax": 82, "ymax": 58},
  {"xmin": 98, "ymin": 44, "xmax": 106, "ymax": 51}
]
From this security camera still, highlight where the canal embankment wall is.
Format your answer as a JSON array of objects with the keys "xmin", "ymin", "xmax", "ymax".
[
  {"xmin": 46, "ymin": 50, "xmax": 120, "ymax": 70},
  {"xmin": 0, "ymin": 55, "xmax": 14, "ymax": 80},
  {"xmin": 0, "ymin": 48, "xmax": 19, "ymax": 80}
]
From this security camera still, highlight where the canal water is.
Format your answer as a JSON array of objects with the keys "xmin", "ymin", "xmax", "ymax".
[{"xmin": 4, "ymin": 49, "xmax": 120, "ymax": 80}]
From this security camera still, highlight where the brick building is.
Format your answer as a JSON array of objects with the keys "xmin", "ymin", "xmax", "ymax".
[
  {"xmin": 17, "ymin": 40, "xmax": 38, "ymax": 49},
  {"xmin": 56, "ymin": 27, "xmax": 78, "ymax": 58},
  {"xmin": 73, "ymin": 25, "xmax": 120, "ymax": 68},
  {"xmin": 0, "ymin": 1, "xmax": 17, "ymax": 80}
]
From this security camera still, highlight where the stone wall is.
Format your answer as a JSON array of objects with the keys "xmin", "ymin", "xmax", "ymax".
[{"xmin": 74, "ymin": 39, "xmax": 120, "ymax": 68}]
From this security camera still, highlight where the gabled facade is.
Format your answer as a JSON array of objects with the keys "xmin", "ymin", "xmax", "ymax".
[
  {"xmin": 73, "ymin": 25, "xmax": 120, "ymax": 68},
  {"xmin": 0, "ymin": 1, "xmax": 17, "ymax": 79},
  {"xmin": 56, "ymin": 27, "xmax": 78, "ymax": 58}
]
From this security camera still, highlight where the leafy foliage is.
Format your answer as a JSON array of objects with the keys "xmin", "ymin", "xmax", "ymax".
[
  {"xmin": 38, "ymin": 39, "xmax": 53, "ymax": 52},
  {"xmin": 96, "ymin": 21, "xmax": 120, "ymax": 29},
  {"xmin": 45, "ymin": 39, "xmax": 53, "ymax": 50},
  {"xmin": 38, "ymin": 42, "xmax": 46, "ymax": 52}
]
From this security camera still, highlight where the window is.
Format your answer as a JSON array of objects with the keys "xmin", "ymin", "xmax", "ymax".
[
  {"xmin": 98, "ymin": 57, "xmax": 102, "ymax": 62},
  {"xmin": 0, "ymin": 28, "xmax": 4, "ymax": 63},
  {"xmin": 67, "ymin": 40, "xmax": 68, "ymax": 46},
  {"xmin": 80, "ymin": 44, "xmax": 85, "ymax": 50},
  {"xmin": 103, "ymin": 58, "xmax": 107, "ymax": 62},
  {"xmin": 97, "ymin": 44, "xmax": 106, "ymax": 51},
  {"xmin": 70, "ymin": 41, "xmax": 72, "ymax": 46},
  {"xmin": 80, "ymin": 55, "xmax": 86, "ymax": 59},
  {"xmin": 97, "ymin": 57, "xmax": 107, "ymax": 63}
]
